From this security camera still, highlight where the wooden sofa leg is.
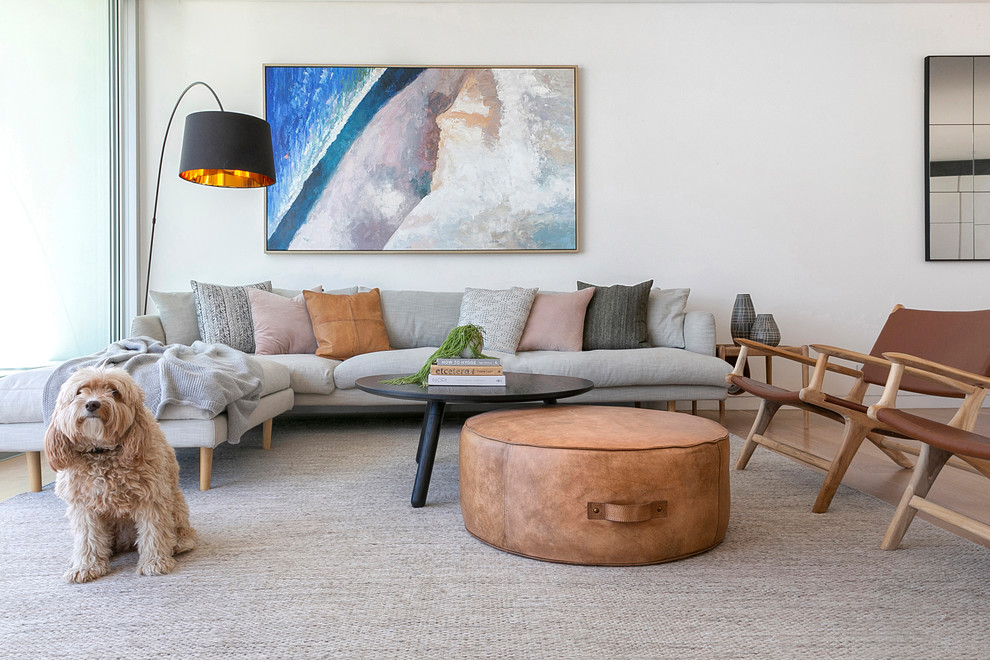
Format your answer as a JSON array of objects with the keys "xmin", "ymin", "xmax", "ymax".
[
  {"xmin": 667, "ymin": 401, "xmax": 677, "ymax": 412},
  {"xmin": 26, "ymin": 451, "xmax": 43, "ymax": 492},
  {"xmin": 200, "ymin": 448, "xmax": 213, "ymax": 491},
  {"xmin": 263, "ymin": 418, "xmax": 273, "ymax": 450}
]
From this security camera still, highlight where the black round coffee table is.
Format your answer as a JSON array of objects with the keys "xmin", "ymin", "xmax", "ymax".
[{"xmin": 355, "ymin": 373, "xmax": 594, "ymax": 507}]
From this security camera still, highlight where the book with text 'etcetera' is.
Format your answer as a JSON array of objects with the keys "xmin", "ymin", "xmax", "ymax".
[{"xmin": 429, "ymin": 365, "xmax": 504, "ymax": 376}]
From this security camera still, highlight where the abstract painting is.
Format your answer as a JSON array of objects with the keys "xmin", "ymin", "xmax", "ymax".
[{"xmin": 264, "ymin": 66, "xmax": 577, "ymax": 253}]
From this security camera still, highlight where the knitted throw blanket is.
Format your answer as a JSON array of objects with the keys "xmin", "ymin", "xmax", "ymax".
[{"xmin": 43, "ymin": 337, "xmax": 265, "ymax": 445}]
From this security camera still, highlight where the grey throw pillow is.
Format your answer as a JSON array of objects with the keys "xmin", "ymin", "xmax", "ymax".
[
  {"xmin": 577, "ymin": 280, "xmax": 653, "ymax": 350},
  {"xmin": 271, "ymin": 285, "xmax": 356, "ymax": 298},
  {"xmin": 149, "ymin": 290, "xmax": 201, "ymax": 345},
  {"xmin": 382, "ymin": 290, "xmax": 466, "ymax": 349},
  {"xmin": 648, "ymin": 288, "xmax": 690, "ymax": 349},
  {"xmin": 191, "ymin": 280, "xmax": 272, "ymax": 353},
  {"xmin": 457, "ymin": 287, "xmax": 538, "ymax": 354}
]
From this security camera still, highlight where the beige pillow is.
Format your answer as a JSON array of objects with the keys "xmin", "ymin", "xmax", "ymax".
[
  {"xmin": 517, "ymin": 288, "xmax": 595, "ymax": 352},
  {"xmin": 248, "ymin": 287, "xmax": 321, "ymax": 355},
  {"xmin": 457, "ymin": 287, "xmax": 538, "ymax": 354},
  {"xmin": 304, "ymin": 288, "xmax": 392, "ymax": 360}
]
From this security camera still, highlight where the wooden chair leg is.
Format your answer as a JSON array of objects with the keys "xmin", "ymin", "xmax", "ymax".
[
  {"xmin": 881, "ymin": 444, "xmax": 951, "ymax": 550},
  {"xmin": 26, "ymin": 451, "xmax": 43, "ymax": 492},
  {"xmin": 867, "ymin": 433, "xmax": 914, "ymax": 469},
  {"xmin": 667, "ymin": 401, "xmax": 676, "ymax": 412},
  {"xmin": 262, "ymin": 418, "xmax": 273, "ymax": 450},
  {"xmin": 199, "ymin": 447, "xmax": 213, "ymax": 491},
  {"xmin": 734, "ymin": 399, "xmax": 781, "ymax": 471},
  {"xmin": 961, "ymin": 455, "xmax": 990, "ymax": 479},
  {"xmin": 812, "ymin": 423, "xmax": 869, "ymax": 513}
]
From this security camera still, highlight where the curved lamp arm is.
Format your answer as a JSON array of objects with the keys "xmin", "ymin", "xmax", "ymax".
[{"xmin": 143, "ymin": 81, "xmax": 223, "ymax": 315}]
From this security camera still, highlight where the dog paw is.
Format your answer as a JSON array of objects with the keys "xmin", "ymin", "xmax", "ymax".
[
  {"xmin": 173, "ymin": 536, "xmax": 196, "ymax": 555},
  {"xmin": 138, "ymin": 555, "xmax": 176, "ymax": 576},
  {"xmin": 64, "ymin": 563, "xmax": 109, "ymax": 583}
]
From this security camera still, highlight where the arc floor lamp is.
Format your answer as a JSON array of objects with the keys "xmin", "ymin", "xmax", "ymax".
[{"xmin": 143, "ymin": 81, "xmax": 276, "ymax": 314}]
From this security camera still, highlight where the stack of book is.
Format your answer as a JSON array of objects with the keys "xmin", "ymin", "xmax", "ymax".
[{"xmin": 427, "ymin": 358, "xmax": 506, "ymax": 386}]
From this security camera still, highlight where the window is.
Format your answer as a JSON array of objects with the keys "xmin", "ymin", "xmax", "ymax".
[{"xmin": 0, "ymin": 1, "xmax": 113, "ymax": 367}]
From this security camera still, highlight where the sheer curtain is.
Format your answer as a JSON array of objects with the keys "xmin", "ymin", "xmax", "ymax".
[{"xmin": 0, "ymin": 0, "xmax": 111, "ymax": 368}]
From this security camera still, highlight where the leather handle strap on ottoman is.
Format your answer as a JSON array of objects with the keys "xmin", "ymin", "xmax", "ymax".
[{"xmin": 587, "ymin": 500, "xmax": 668, "ymax": 522}]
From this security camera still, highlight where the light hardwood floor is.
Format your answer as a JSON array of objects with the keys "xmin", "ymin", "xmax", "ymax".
[
  {"xmin": 2, "ymin": 409, "xmax": 988, "ymax": 549},
  {"xmin": 1, "ymin": 453, "xmax": 56, "ymax": 502}
]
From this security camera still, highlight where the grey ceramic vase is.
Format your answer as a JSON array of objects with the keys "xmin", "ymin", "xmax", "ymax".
[
  {"xmin": 749, "ymin": 314, "xmax": 781, "ymax": 346},
  {"xmin": 730, "ymin": 294, "xmax": 756, "ymax": 341}
]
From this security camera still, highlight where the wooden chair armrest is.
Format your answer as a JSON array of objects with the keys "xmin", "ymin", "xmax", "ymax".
[
  {"xmin": 809, "ymin": 344, "xmax": 891, "ymax": 370},
  {"xmin": 882, "ymin": 352, "xmax": 990, "ymax": 390},
  {"xmin": 801, "ymin": 345, "xmax": 865, "ymax": 379},
  {"xmin": 800, "ymin": 345, "xmax": 868, "ymax": 403},
  {"xmin": 734, "ymin": 338, "xmax": 819, "ymax": 367},
  {"xmin": 869, "ymin": 355, "xmax": 989, "ymax": 429}
]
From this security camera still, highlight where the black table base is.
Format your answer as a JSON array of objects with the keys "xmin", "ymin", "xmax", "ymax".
[
  {"xmin": 355, "ymin": 374, "xmax": 594, "ymax": 507},
  {"xmin": 412, "ymin": 399, "xmax": 445, "ymax": 507}
]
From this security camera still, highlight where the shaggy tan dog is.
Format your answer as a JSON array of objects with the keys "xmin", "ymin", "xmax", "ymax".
[{"xmin": 45, "ymin": 366, "xmax": 195, "ymax": 583}]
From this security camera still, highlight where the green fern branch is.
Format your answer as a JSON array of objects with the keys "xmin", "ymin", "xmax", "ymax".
[{"xmin": 382, "ymin": 324, "xmax": 492, "ymax": 387}]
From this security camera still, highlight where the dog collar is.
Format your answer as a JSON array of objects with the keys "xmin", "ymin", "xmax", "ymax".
[{"xmin": 86, "ymin": 446, "xmax": 119, "ymax": 455}]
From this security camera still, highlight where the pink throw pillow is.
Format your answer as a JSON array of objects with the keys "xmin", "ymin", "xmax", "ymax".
[
  {"xmin": 248, "ymin": 287, "xmax": 321, "ymax": 355},
  {"xmin": 517, "ymin": 288, "xmax": 596, "ymax": 352}
]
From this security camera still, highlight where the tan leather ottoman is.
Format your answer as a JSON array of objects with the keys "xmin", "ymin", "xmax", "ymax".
[{"xmin": 459, "ymin": 406, "xmax": 730, "ymax": 565}]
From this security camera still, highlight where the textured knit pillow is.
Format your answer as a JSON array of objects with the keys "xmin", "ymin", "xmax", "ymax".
[
  {"xmin": 517, "ymin": 288, "xmax": 595, "ymax": 352},
  {"xmin": 457, "ymin": 287, "xmax": 538, "ymax": 354},
  {"xmin": 191, "ymin": 280, "xmax": 272, "ymax": 353},
  {"xmin": 304, "ymin": 288, "xmax": 392, "ymax": 360},
  {"xmin": 248, "ymin": 287, "xmax": 322, "ymax": 355},
  {"xmin": 577, "ymin": 280, "xmax": 653, "ymax": 350}
]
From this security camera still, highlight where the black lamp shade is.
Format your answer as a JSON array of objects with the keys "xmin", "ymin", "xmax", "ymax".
[{"xmin": 179, "ymin": 110, "xmax": 276, "ymax": 188}]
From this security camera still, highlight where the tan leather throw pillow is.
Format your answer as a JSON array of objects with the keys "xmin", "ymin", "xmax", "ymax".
[{"xmin": 304, "ymin": 288, "xmax": 392, "ymax": 360}]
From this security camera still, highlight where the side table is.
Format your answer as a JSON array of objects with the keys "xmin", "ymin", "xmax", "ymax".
[{"xmin": 717, "ymin": 343, "xmax": 810, "ymax": 428}]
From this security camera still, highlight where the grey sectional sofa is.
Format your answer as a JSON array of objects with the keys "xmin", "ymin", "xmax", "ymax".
[{"xmin": 0, "ymin": 287, "xmax": 731, "ymax": 494}]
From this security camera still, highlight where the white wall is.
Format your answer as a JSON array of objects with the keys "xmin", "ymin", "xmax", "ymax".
[{"xmin": 140, "ymin": 1, "xmax": 990, "ymax": 396}]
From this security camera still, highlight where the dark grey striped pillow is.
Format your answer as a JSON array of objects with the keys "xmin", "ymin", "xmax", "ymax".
[
  {"xmin": 191, "ymin": 280, "xmax": 272, "ymax": 353},
  {"xmin": 577, "ymin": 280, "xmax": 653, "ymax": 350}
]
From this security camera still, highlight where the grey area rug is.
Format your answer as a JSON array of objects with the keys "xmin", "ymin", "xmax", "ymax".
[{"xmin": 1, "ymin": 414, "xmax": 988, "ymax": 659}]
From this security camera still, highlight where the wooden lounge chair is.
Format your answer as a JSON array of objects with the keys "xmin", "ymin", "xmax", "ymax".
[
  {"xmin": 729, "ymin": 305, "xmax": 990, "ymax": 513},
  {"xmin": 867, "ymin": 352, "xmax": 990, "ymax": 549}
]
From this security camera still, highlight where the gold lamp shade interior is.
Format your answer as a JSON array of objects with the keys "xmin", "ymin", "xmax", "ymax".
[{"xmin": 179, "ymin": 168, "xmax": 274, "ymax": 188}]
